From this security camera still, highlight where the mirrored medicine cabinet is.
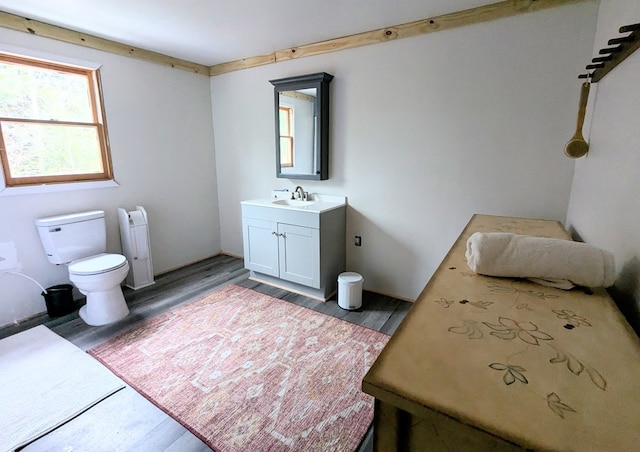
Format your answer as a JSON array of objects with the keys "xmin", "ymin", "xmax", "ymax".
[{"xmin": 269, "ymin": 72, "xmax": 333, "ymax": 180}]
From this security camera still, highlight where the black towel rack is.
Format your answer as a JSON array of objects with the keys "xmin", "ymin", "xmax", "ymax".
[{"xmin": 579, "ymin": 22, "xmax": 640, "ymax": 83}]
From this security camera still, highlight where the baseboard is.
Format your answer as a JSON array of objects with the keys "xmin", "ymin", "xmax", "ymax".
[
  {"xmin": 154, "ymin": 252, "xmax": 241, "ymax": 277},
  {"xmin": 365, "ymin": 287, "xmax": 415, "ymax": 303},
  {"xmin": 220, "ymin": 250, "xmax": 244, "ymax": 259}
]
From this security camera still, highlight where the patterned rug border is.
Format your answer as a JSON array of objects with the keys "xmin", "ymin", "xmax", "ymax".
[{"xmin": 88, "ymin": 284, "xmax": 389, "ymax": 451}]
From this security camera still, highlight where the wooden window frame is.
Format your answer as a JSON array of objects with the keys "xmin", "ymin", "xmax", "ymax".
[
  {"xmin": 0, "ymin": 53, "xmax": 113, "ymax": 187},
  {"xmin": 279, "ymin": 105, "xmax": 294, "ymax": 168}
]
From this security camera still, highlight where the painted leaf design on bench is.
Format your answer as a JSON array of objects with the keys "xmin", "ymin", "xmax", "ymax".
[
  {"xmin": 552, "ymin": 309, "xmax": 592, "ymax": 327},
  {"xmin": 586, "ymin": 367, "xmax": 607, "ymax": 391},
  {"xmin": 468, "ymin": 300, "xmax": 493, "ymax": 309},
  {"xmin": 519, "ymin": 289, "xmax": 559, "ymax": 300},
  {"xmin": 550, "ymin": 350, "xmax": 607, "ymax": 391},
  {"xmin": 489, "ymin": 363, "xmax": 528, "ymax": 385},
  {"xmin": 487, "ymin": 282, "xmax": 517, "ymax": 294},
  {"xmin": 550, "ymin": 351, "xmax": 583, "ymax": 374},
  {"xmin": 448, "ymin": 320, "xmax": 484, "ymax": 339},
  {"xmin": 483, "ymin": 317, "xmax": 554, "ymax": 345},
  {"xmin": 434, "ymin": 297, "xmax": 454, "ymax": 308},
  {"xmin": 547, "ymin": 392, "xmax": 576, "ymax": 419},
  {"xmin": 487, "ymin": 282, "xmax": 558, "ymax": 300}
]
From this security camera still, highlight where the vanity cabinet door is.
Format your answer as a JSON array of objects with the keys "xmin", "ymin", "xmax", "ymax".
[
  {"xmin": 243, "ymin": 218, "xmax": 279, "ymax": 277},
  {"xmin": 277, "ymin": 223, "xmax": 320, "ymax": 288}
]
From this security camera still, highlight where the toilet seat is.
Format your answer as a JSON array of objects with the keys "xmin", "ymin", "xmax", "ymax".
[{"xmin": 69, "ymin": 253, "xmax": 127, "ymax": 276}]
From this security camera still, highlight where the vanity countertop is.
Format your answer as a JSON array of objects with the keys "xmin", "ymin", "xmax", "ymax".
[{"xmin": 241, "ymin": 194, "xmax": 345, "ymax": 214}]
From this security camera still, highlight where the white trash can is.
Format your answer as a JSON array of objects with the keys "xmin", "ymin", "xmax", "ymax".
[{"xmin": 338, "ymin": 272, "xmax": 364, "ymax": 310}]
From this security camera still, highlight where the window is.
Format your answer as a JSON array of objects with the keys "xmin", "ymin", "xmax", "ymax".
[
  {"xmin": 0, "ymin": 53, "xmax": 112, "ymax": 187},
  {"xmin": 278, "ymin": 105, "xmax": 293, "ymax": 168}
]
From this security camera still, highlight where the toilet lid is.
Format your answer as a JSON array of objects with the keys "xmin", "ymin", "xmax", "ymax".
[{"xmin": 69, "ymin": 253, "xmax": 127, "ymax": 276}]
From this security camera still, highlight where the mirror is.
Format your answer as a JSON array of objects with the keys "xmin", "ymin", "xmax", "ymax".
[{"xmin": 269, "ymin": 72, "xmax": 333, "ymax": 180}]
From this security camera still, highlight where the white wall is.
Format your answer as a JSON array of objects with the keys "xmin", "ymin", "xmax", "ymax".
[
  {"xmin": 566, "ymin": 0, "xmax": 640, "ymax": 333},
  {"xmin": 212, "ymin": 2, "xmax": 598, "ymax": 300},
  {"xmin": 0, "ymin": 29, "xmax": 221, "ymax": 327}
]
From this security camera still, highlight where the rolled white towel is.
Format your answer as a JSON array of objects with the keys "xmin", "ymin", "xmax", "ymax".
[{"xmin": 465, "ymin": 232, "xmax": 616, "ymax": 289}]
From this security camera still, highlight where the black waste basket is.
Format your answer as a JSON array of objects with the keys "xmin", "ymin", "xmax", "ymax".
[{"xmin": 42, "ymin": 284, "xmax": 75, "ymax": 317}]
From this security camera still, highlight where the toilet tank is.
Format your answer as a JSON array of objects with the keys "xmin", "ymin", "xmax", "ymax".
[{"xmin": 36, "ymin": 210, "xmax": 107, "ymax": 264}]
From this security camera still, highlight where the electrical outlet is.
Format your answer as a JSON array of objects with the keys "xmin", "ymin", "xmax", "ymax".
[
  {"xmin": 0, "ymin": 241, "xmax": 19, "ymax": 271},
  {"xmin": 354, "ymin": 235, "xmax": 362, "ymax": 247}
]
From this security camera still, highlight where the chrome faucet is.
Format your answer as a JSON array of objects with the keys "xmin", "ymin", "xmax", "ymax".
[{"xmin": 294, "ymin": 186, "xmax": 308, "ymax": 201}]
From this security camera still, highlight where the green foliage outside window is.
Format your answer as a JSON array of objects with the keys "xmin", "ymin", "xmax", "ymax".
[{"xmin": 0, "ymin": 54, "xmax": 111, "ymax": 186}]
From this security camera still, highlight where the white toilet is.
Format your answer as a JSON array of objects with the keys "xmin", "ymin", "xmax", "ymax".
[{"xmin": 35, "ymin": 210, "xmax": 130, "ymax": 326}]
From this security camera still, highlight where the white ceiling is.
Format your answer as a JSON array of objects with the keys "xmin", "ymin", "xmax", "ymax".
[{"xmin": 0, "ymin": 0, "xmax": 497, "ymax": 66}]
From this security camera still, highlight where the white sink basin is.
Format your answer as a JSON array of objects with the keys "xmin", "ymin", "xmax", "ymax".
[
  {"xmin": 241, "ymin": 194, "xmax": 345, "ymax": 214},
  {"xmin": 272, "ymin": 199, "xmax": 315, "ymax": 207}
]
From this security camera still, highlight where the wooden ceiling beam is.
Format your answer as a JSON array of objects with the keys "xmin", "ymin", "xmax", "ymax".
[
  {"xmin": 210, "ymin": 0, "xmax": 589, "ymax": 76},
  {"xmin": 0, "ymin": 0, "xmax": 589, "ymax": 77},
  {"xmin": 0, "ymin": 11, "xmax": 210, "ymax": 75}
]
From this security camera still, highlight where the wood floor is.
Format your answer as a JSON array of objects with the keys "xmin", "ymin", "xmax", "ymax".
[{"xmin": 1, "ymin": 254, "xmax": 412, "ymax": 452}]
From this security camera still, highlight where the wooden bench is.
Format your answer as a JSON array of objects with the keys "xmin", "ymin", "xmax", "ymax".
[{"xmin": 363, "ymin": 214, "xmax": 640, "ymax": 450}]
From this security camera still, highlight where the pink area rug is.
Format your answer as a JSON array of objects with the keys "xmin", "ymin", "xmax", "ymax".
[{"xmin": 88, "ymin": 285, "xmax": 389, "ymax": 451}]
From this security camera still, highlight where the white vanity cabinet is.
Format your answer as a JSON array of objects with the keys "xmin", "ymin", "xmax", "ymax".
[
  {"xmin": 241, "ymin": 197, "xmax": 346, "ymax": 300},
  {"xmin": 243, "ymin": 218, "xmax": 320, "ymax": 287}
]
